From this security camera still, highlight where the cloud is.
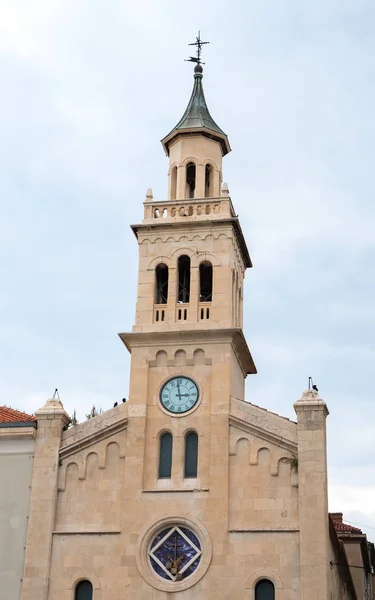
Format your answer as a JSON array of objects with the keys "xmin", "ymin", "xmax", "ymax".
[{"xmin": 0, "ymin": 0, "xmax": 374, "ymax": 540}]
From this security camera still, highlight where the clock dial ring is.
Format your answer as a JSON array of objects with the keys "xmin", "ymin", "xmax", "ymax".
[{"xmin": 159, "ymin": 376, "xmax": 200, "ymax": 415}]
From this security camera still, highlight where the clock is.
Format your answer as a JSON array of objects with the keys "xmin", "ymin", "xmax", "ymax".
[{"xmin": 159, "ymin": 376, "xmax": 199, "ymax": 414}]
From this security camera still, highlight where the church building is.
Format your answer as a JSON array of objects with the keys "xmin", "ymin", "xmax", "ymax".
[{"xmin": 17, "ymin": 42, "xmax": 361, "ymax": 600}]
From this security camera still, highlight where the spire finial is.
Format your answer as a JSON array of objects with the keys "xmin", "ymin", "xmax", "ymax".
[{"xmin": 185, "ymin": 31, "xmax": 209, "ymax": 67}]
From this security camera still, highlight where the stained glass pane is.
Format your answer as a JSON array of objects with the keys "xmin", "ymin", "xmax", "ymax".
[{"xmin": 149, "ymin": 526, "xmax": 201, "ymax": 581}]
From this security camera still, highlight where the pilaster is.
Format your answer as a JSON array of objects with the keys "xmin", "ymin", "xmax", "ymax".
[
  {"xmin": 294, "ymin": 390, "xmax": 330, "ymax": 600},
  {"xmin": 21, "ymin": 399, "xmax": 70, "ymax": 600}
]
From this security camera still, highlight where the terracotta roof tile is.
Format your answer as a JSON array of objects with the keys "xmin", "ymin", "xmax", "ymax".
[
  {"xmin": 0, "ymin": 406, "xmax": 36, "ymax": 424},
  {"xmin": 330, "ymin": 513, "xmax": 362, "ymax": 534}
]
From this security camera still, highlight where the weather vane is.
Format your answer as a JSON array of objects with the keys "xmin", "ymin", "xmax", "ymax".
[{"xmin": 185, "ymin": 31, "xmax": 209, "ymax": 65}]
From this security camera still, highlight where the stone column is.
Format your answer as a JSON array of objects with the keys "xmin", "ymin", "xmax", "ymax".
[
  {"xmin": 294, "ymin": 390, "xmax": 330, "ymax": 600},
  {"xmin": 195, "ymin": 163, "xmax": 206, "ymax": 198},
  {"xmin": 21, "ymin": 398, "xmax": 70, "ymax": 600},
  {"xmin": 176, "ymin": 165, "xmax": 186, "ymax": 200},
  {"xmin": 189, "ymin": 264, "xmax": 199, "ymax": 323}
]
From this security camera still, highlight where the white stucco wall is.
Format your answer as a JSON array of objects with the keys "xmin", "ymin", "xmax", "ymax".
[{"xmin": 0, "ymin": 433, "xmax": 35, "ymax": 600}]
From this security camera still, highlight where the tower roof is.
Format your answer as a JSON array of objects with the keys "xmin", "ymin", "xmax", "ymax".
[{"xmin": 161, "ymin": 64, "xmax": 231, "ymax": 156}]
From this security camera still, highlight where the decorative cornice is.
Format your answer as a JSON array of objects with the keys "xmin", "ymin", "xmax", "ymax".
[
  {"xmin": 0, "ymin": 426, "xmax": 36, "ymax": 440},
  {"xmin": 229, "ymin": 528, "xmax": 299, "ymax": 533},
  {"xmin": 131, "ymin": 217, "xmax": 251, "ymax": 269},
  {"xmin": 229, "ymin": 414, "xmax": 297, "ymax": 454},
  {"xmin": 59, "ymin": 418, "xmax": 128, "ymax": 460},
  {"xmin": 119, "ymin": 328, "xmax": 256, "ymax": 376},
  {"xmin": 53, "ymin": 530, "xmax": 121, "ymax": 535}
]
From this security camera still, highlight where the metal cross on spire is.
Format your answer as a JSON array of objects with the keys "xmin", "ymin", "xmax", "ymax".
[{"xmin": 185, "ymin": 31, "xmax": 209, "ymax": 65}]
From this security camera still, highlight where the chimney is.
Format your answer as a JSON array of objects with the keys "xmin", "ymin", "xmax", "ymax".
[{"xmin": 330, "ymin": 513, "xmax": 343, "ymax": 524}]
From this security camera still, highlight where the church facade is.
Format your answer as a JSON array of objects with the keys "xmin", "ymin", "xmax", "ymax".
[{"xmin": 19, "ymin": 60, "xmax": 356, "ymax": 600}]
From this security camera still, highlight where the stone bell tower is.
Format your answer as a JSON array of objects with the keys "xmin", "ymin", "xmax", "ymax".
[
  {"xmin": 119, "ymin": 54, "xmax": 256, "ymax": 501},
  {"xmin": 129, "ymin": 62, "xmax": 254, "ymax": 345}
]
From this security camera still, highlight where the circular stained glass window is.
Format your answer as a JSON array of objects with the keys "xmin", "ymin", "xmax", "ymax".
[{"xmin": 149, "ymin": 525, "xmax": 202, "ymax": 582}]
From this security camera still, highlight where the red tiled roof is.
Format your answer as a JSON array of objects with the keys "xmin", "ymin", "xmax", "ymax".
[
  {"xmin": 330, "ymin": 513, "xmax": 362, "ymax": 534},
  {"xmin": 0, "ymin": 406, "xmax": 36, "ymax": 424},
  {"xmin": 334, "ymin": 522, "xmax": 363, "ymax": 534}
]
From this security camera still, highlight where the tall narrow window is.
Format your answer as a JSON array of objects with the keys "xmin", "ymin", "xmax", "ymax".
[
  {"xmin": 158, "ymin": 432, "xmax": 173, "ymax": 478},
  {"xmin": 75, "ymin": 580, "xmax": 93, "ymax": 600},
  {"xmin": 186, "ymin": 162, "xmax": 196, "ymax": 199},
  {"xmin": 255, "ymin": 579, "xmax": 275, "ymax": 600},
  {"xmin": 170, "ymin": 166, "xmax": 177, "ymax": 200},
  {"xmin": 199, "ymin": 261, "xmax": 213, "ymax": 302},
  {"xmin": 178, "ymin": 255, "xmax": 191, "ymax": 303},
  {"xmin": 155, "ymin": 263, "xmax": 169, "ymax": 304},
  {"xmin": 184, "ymin": 431, "xmax": 198, "ymax": 478},
  {"xmin": 205, "ymin": 164, "xmax": 213, "ymax": 197}
]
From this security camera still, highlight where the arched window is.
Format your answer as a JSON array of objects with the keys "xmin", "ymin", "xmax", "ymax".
[
  {"xmin": 75, "ymin": 580, "xmax": 93, "ymax": 600},
  {"xmin": 184, "ymin": 431, "xmax": 198, "ymax": 478},
  {"xmin": 205, "ymin": 164, "xmax": 213, "ymax": 197},
  {"xmin": 186, "ymin": 162, "xmax": 196, "ymax": 199},
  {"xmin": 199, "ymin": 261, "xmax": 213, "ymax": 302},
  {"xmin": 170, "ymin": 166, "xmax": 177, "ymax": 200},
  {"xmin": 255, "ymin": 579, "xmax": 275, "ymax": 600},
  {"xmin": 155, "ymin": 263, "xmax": 169, "ymax": 304},
  {"xmin": 178, "ymin": 255, "xmax": 191, "ymax": 303},
  {"xmin": 158, "ymin": 432, "xmax": 173, "ymax": 478}
]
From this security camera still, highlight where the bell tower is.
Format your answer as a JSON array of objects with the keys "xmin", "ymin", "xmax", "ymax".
[
  {"xmin": 128, "ymin": 62, "xmax": 253, "ymax": 340},
  {"xmin": 119, "ymin": 36, "xmax": 256, "ymax": 498}
]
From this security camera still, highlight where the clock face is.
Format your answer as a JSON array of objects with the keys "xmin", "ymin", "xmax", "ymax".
[{"xmin": 159, "ymin": 376, "xmax": 199, "ymax": 414}]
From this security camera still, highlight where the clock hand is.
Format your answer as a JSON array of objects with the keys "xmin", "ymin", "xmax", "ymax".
[{"xmin": 176, "ymin": 384, "xmax": 183, "ymax": 401}]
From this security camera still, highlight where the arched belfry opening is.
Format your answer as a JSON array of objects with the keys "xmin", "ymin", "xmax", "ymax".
[
  {"xmin": 205, "ymin": 164, "xmax": 213, "ymax": 197},
  {"xmin": 186, "ymin": 163, "xmax": 196, "ymax": 198},
  {"xmin": 155, "ymin": 264, "xmax": 169, "ymax": 304},
  {"xmin": 170, "ymin": 166, "xmax": 177, "ymax": 200},
  {"xmin": 178, "ymin": 255, "xmax": 191, "ymax": 303},
  {"xmin": 199, "ymin": 261, "xmax": 213, "ymax": 302}
]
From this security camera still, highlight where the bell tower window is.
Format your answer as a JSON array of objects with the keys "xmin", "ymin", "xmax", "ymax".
[
  {"xmin": 186, "ymin": 162, "xmax": 196, "ymax": 198},
  {"xmin": 155, "ymin": 263, "xmax": 169, "ymax": 304},
  {"xmin": 205, "ymin": 164, "xmax": 213, "ymax": 197},
  {"xmin": 170, "ymin": 166, "xmax": 177, "ymax": 200},
  {"xmin": 199, "ymin": 261, "xmax": 213, "ymax": 302},
  {"xmin": 178, "ymin": 255, "xmax": 191, "ymax": 303}
]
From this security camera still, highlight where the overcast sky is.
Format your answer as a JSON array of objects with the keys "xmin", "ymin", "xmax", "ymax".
[{"xmin": 1, "ymin": 1, "xmax": 375, "ymax": 538}]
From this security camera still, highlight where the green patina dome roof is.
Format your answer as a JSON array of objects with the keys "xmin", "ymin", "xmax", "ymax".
[{"xmin": 161, "ymin": 65, "xmax": 230, "ymax": 156}]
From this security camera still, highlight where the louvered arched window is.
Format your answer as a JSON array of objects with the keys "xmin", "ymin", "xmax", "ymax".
[
  {"xmin": 255, "ymin": 579, "xmax": 275, "ymax": 600},
  {"xmin": 75, "ymin": 580, "xmax": 93, "ymax": 600}
]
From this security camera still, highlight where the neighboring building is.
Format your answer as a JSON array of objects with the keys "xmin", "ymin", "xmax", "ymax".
[
  {"xmin": 0, "ymin": 407, "xmax": 36, "ymax": 600},
  {"xmin": 10, "ymin": 53, "xmax": 371, "ymax": 600},
  {"xmin": 330, "ymin": 513, "xmax": 375, "ymax": 600}
]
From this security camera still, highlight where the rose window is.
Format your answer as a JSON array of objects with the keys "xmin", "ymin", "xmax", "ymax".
[{"xmin": 149, "ymin": 525, "xmax": 202, "ymax": 581}]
